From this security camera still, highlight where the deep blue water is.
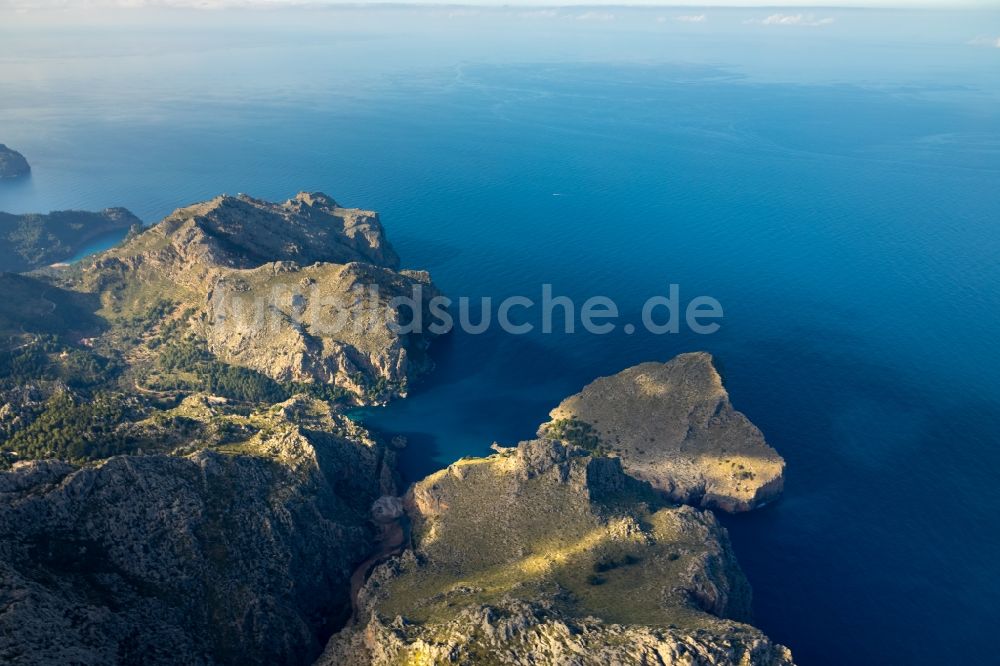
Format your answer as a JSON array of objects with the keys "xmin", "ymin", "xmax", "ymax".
[{"xmin": 2, "ymin": 7, "xmax": 999, "ymax": 664}]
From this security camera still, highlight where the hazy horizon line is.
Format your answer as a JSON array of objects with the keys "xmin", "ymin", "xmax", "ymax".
[{"xmin": 2, "ymin": 0, "xmax": 997, "ymax": 10}]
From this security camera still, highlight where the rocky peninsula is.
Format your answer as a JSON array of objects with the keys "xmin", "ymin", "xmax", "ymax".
[
  {"xmin": 322, "ymin": 436, "xmax": 792, "ymax": 665},
  {"xmin": 0, "ymin": 191, "xmax": 793, "ymax": 665},
  {"xmin": 543, "ymin": 352, "xmax": 785, "ymax": 512},
  {"xmin": 0, "ymin": 144, "xmax": 30, "ymax": 179}
]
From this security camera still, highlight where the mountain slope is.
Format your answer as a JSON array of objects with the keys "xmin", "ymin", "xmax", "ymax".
[{"xmin": 322, "ymin": 438, "xmax": 793, "ymax": 665}]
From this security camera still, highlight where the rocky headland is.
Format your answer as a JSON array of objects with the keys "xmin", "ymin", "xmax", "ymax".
[
  {"xmin": 543, "ymin": 352, "xmax": 785, "ymax": 512},
  {"xmin": 321, "ymin": 436, "xmax": 793, "ymax": 665},
  {"xmin": 72, "ymin": 191, "xmax": 435, "ymax": 404},
  {"xmin": 0, "ymin": 144, "xmax": 30, "ymax": 180},
  {"xmin": 0, "ymin": 188, "xmax": 792, "ymax": 665},
  {"xmin": 0, "ymin": 190, "xmax": 447, "ymax": 664}
]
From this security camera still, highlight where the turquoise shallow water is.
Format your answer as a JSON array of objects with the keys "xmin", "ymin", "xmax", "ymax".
[{"xmin": 2, "ymin": 7, "xmax": 999, "ymax": 663}]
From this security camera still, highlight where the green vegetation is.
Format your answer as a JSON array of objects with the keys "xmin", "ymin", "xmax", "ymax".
[
  {"xmin": 593, "ymin": 553, "xmax": 641, "ymax": 573},
  {"xmin": 0, "ymin": 338, "xmax": 121, "ymax": 390},
  {"xmin": 3, "ymin": 391, "xmax": 140, "ymax": 462},
  {"xmin": 380, "ymin": 453, "xmax": 725, "ymax": 632},
  {"xmin": 0, "ymin": 273, "xmax": 104, "ymax": 343},
  {"xmin": 0, "ymin": 344, "xmax": 52, "ymax": 385},
  {"xmin": 150, "ymin": 338, "xmax": 287, "ymax": 404},
  {"xmin": 145, "ymin": 336, "xmax": 347, "ymax": 406},
  {"xmin": 541, "ymin": 418, "xmax": 611, "ymax": 456},
  {"xmin": 287, "ymin": 381, "xmax": 351, "ymax": 404}
]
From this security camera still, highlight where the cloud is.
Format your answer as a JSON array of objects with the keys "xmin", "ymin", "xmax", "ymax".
[
  {"xmin": 519, "ymin": 9, "xmax": 559, "ymax": 19},
  {"xmin": 968, "ymin": 35, "xmax": 1000, "ymax": 48},
  {"xmin": 747, "ymin": 13, "xmax": 835, "ymax": 26},
  {"xmin": 674, "ymin": 14, "xmax": 707, "ymax": 23},
  {"xmin": 576, "ymin": 11, "xmax": 614, "ymax": 21}
]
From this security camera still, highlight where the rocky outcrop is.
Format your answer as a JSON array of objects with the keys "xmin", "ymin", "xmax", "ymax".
[
  {"xmin": 94, "ymin": 192, "xmax": 398, "ymax": 289},
  {"xmin": 328, "ymin": 598, "xmax": 793, "ymax": 666},
  {"xmin": 321, "ymin": 438, "xmax": 794, "ymax": 665},
  {"xmin": 0, "ymin": 208, "xmax": 139, "ymax": 273},
  {"xmin": 0, "ymin": 144, "xmax": 30, "ymax": 179},
  {"xmin": 0, "ymin": 397, "xmax": 393, "ymax": 666},
  {"xmin": 542, "ymin": 352, "xmax": 785, "ymax": 512},
  {"xmin": 203, "ymin": 261, "xmax": 437, "ymax": 403},
  {"xmin": 74, "ymin": 191, "xmax": 436, "ymax": 404}
]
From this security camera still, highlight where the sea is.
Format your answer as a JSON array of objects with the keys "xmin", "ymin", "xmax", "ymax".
[{"xmin": 2, "ymin": 6, "xmax": 999, "ymax": 664}]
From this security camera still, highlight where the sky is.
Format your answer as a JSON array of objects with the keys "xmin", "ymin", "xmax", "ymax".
[{"xmin": 1, "ymin": 0, "xmax": 997, "ymax": 9}]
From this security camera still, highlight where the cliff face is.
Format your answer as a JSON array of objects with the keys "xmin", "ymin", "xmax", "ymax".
[
  {"xmin": 0, "ymin": 144, "xmax": 30, "ymax": 180},
  {"xmin": 321, "ymin": 438, "xmax": 794, "ymax": 665},
  {"xmin": 0, "ymin": 208, "xmax": 139, "ymax": 273},
  {"xmin": 203, "ymin": 261, "xmax": 436, "ymax": 403},
  {"xmin": 0, "ymin": 397, "xmax": 393, "ymax": 666},
  {"xmin": 73, "ymin": 191, "xmax": 434, "ymax": 404},
  {"xmin": 91, "ymin": 192, "xmax": 398, "ymax": 290},
  {"xmin": 543, "ymin": 352, "xmax": 785, "ymax": 513}
]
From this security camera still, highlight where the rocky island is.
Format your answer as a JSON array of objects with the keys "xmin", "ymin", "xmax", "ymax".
[
  {"xmin": 0, "ymin": 208, "xmax": 141, "ymax": 273},
  {"xmin": 0, "ymin": 144, "xmax": 30, "ymax": 179},
  {"xmin": 0, "ymin": 190, "xmax": 793, "ymax": 665}
]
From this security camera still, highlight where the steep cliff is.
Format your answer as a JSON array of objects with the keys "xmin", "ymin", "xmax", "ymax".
[
  {"xmin": 70, "ymin": 191, "xmax": 435, "ymax": 405},
  {"xmin": 543, "ymin": 353, "xmax": 785, "ymax": 512},
  {"xmin": 0, "ymin": 187, "xmax": 794, "ymax": 665}
]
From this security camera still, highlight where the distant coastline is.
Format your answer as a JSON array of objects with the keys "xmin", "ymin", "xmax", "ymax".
[{"xmin": 0, "ymin": 208, "xmax": 141, "ymax": 273}]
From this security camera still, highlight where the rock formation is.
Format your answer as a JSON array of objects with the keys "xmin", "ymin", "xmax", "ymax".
[
  {"xmin": 72, "ymin": 192, "xmax": 435, "ymax": 404},
  {"xmin": 321, "ymin": 438, "xmax": 794, "ymax": 665},
  {"xmin": 0, "ymin": 144, "xmax": 30, "ymax": 179},
  {"xmin": 542, "ymin": 352, "xmax": 785, "ymax": 512},
  {"xmin": 0, "ymin": 191, "xmax": 446, "ymax": 663},
  {"xmin": 0, "ymin": 186, "xmax": 794, "ymax": 665},
  {"xmin": 0, "ymin": 397, "xmax": 394, "ymax": 666},
  {"xmin": 203, "ymin": 261, "xmax": 435, "ymax": 402}
]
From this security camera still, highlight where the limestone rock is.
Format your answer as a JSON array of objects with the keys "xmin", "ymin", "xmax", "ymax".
[
  {"xmin": 543, "ymin": 352, "xmax": 785, "ymax": 512},
  {"xmin": 203, "ymin": 260, "xmax": 437, "ymax": 403},
  {"xmin": 69, "ymin": 191, "xmax": 438, "ymax": 406},
  {"xmin": 94, "ymin": 191, "xmax": 399, "ymax": 290},
  {"xmin": 0, "ymin": 402, "xmax": 391, "ymax": 666}
]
